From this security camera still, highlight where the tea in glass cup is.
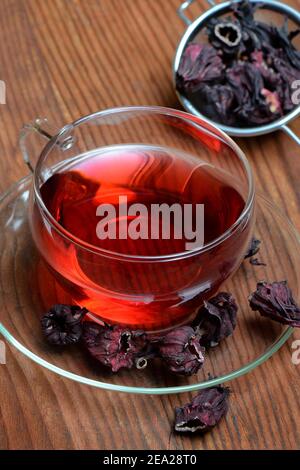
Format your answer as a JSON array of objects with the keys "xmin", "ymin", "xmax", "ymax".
[{"xmin": 22, "ymin": 107, "xmax": 254, "ymax": 331}]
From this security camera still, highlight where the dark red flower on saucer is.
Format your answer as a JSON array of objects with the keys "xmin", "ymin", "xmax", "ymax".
[
  {"xmin": 249, "ymin": 280, "xmax": 300, "ymax": 327},
  {"xmin": 41, "ymin": 304, "xmax": 88, "ymax": 345},
  {"xmin": 158, "ymin": 326, "xmax": 205, "ymax": 376},
  {"xmin": 193, "ymin": 292, "xmax": 238, "ymax": 347},
  {"xmin": 82, "ymin": 322, "xmax": 149, "ymax": 372}
]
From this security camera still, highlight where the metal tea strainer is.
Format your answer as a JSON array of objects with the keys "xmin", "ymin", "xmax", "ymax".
[{"xmin": 173, "ymin": 0, "xmax": 300, "ymax": 145}]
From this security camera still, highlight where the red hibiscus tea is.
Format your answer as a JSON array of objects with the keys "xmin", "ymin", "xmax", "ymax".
[{"xmin": 31, "ymin": 144, "xmax": 252, "ymax": 331}]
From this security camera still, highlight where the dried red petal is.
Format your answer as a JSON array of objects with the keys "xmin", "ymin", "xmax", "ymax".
[
  {"xmin": 175, "ymin": 385, "xmax": 230, "ymax": 433},
  {"xmin": 82, "ymin": 322, "xmax": 149, "ymax": 372},
  {"xmin": 233, "ymin": 1, "xmax": 275, "ymax": 51},
  {"xmin": 249, "ymin": 281, "xmax": 300, "ymax": 327},
  {"xmin": 233, "ymin": 1, "xmax": 259, "ymax": 21},
  {"xmin": 193, "ymin": 292, "xmax": 238, "ymax": 347},
  {"xmin": 158, "ymin": 326, "xmax": 205, "ymax": 376},
  {"xmin": 272, "ymin": 19, "xmax": 300, "ymax": 69},
  {"xmin": 227, "ymin": 61, "xmax": 281, "ymax": 125},
  {"xmin": 244, "ymin": 237, "xmax": 261, "ymax": 259},
  {"xmin": 176, "ymin": 43, "xmax": 224, "ymax": 93},
  {"xmin": 251, "ymin": 51, "xmax": 281, "ymax": 89},
  {"xmin": 196, "ymin": 84, "xmax": 235, "ymax": 124},
  {"xmin": 249, "ymin": 257, "xmax": 266, "ymax": 266},
  {"xmin": 269, "ymin": 50, "xmax": 300, "ymax": 113},
  {"xmin": 41, "ymin": 304, "xmax": 88, "ymax": 346}
]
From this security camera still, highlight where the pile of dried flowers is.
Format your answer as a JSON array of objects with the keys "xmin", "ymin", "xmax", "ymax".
[
  {"xmin": 176, "ymin": 1, "xmax": 300, "ymax": 127},
  {"xmin": 40, "ymin": 238, "xmax": 300, "ymax": 434}
]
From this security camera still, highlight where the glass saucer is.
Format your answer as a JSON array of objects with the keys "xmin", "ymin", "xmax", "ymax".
[{"xmin": 0, "ymin": 176, "xmax": 298, "ymax": 394}]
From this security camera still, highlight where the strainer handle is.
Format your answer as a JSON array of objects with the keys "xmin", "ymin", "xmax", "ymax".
[
  {"xmin": 178, "ymin": 0, "xmax": 215, "ymax": 26},
  {"xmin": 281, "ymin": 125, "xmax": 300, "ymax": 147}
]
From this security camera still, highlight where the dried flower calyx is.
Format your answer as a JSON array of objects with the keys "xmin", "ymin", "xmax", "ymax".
[
  {"xmin": 158, "ymin": 326, "xmax": 205, "ymax": 376},
  {"xmin": 249, "ymin": 281, "xmax": 300, "ymax": 327},
  {"xmin": 175, "ymin": 385, "xmax": 230, "ymax": 433},
  {"xmin": 41, "ymin": 304, "xmax": 88, "ymax": 345},
  {"xmin": 207, "ymin": 18, "xmax": 242, "ymax": 54},
  {"xmin": 82, "ymin": 322, "xmax": 149, "ymax": 372},
  {"xmin": 193, "ymin": 292, "xmax": 238, "ymax": 347}
]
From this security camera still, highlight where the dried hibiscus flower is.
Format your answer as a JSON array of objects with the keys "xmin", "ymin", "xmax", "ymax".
[
  {"xmin": 244, "ymin": 237, "xmax": 261, "ymax": 259},
  {"xmin": 193, "ymin": 292, "xmax": 238, "ymax": 347},
  {"xmin": 227, "ymin": 61, "xmax": 282, "ymax": 125},
  {"xmin": 195, "ymin": 83, "xmax": 235, "ymax": 124},
  {"xmin": 207, "ymin": 18, "xmax": 242, "ymax": 56},
  {"xmin": 271, "ymin": 19, "xmax": 300, "ymax": 69},
  {"xmin": 232, "ymin": 1, "xmax": 275, "ymax": 52},
  {"xmin": 41, "ymin": 304, "xmax": 88, "ymax": 346},
  {"xmin": 251, "ymin": 51, "xmax": 281, "ymax": 90},
  {"xmin": 176, "ymin": 43, "xmax": 224, "ymax": 93},
  {"xmin": 175, "ymin": 385, "xmax": 230, "ymax": 433},
  {"xmin": 82, "ymin": 322, "xmax": 149, "ymax": 372},
  {"xmin": 158, "ymin": 326, "xmax": 205, "ymax": 376},
  {"xmin": 249, "ymin": 281, "xmax": 300, "ymax": 327}
]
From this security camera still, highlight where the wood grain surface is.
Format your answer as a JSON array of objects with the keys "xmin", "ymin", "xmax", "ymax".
[{"xmin": 0, "ymin": 0, "xmax": 300, "ymax": 450}]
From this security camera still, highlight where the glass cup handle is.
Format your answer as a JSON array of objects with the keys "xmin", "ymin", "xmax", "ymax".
[
  {"xmin": 19, "ymin": 118, "xmax": 75, "ymax": 173},
  {"xmin": 178, "ymin": 0, "xmax": 215, "ymax": 26}
]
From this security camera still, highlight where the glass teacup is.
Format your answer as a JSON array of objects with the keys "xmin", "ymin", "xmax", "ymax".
[{"xmin": 20, "ymin": 106, "xmax": 255, "ymax": 332}]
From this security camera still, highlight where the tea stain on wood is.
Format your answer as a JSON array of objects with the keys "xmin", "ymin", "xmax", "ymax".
[{"xmin": 0, "ymin": 0, "xmax": 300, "ymax": 450}]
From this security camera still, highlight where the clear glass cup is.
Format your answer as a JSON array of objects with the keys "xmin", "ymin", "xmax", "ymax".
[{"xmin": 20, "ymin": 106, "xmax": 255, "ymax": 332}]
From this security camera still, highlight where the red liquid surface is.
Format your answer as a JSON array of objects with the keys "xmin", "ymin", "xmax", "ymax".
[{"xmin": 33, "ymin": 145, "xmax": 251, "ymax": 331}]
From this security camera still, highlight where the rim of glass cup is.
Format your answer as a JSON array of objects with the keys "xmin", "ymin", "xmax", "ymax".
[{"xmin": 33, "ymin": 106, "xmax": 255, "ymax": 261}]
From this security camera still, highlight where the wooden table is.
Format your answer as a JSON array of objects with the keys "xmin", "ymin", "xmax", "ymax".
[{"xmin": 0, "ymin": 0, "xmax": 300, "ymax": 450}]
